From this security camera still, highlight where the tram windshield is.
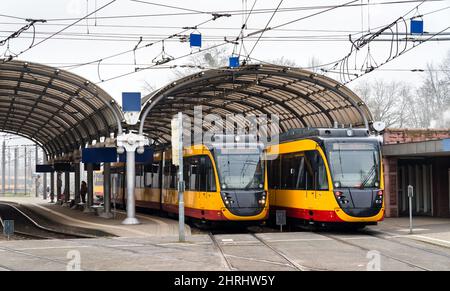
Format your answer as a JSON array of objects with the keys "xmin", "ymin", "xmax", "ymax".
[
  {"xmin": 325, "ymin": 141, "xmax": 380, "ymax": 189},
  {"xmin": 214, "ymin": 148, "xmax": 265, "ymax": 191}
]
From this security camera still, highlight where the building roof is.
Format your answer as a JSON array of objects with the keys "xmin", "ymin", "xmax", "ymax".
[
  {"xmin": 141, "ymin": 64, "xmax": 373, "ymax": 144},
  {"xmin": 0, "ymin": 60, "xmax": 123, "ymax": 157}
]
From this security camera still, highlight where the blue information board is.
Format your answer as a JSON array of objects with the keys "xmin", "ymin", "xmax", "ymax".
[
  {"xmin": 36, "ymin": 164, "xmax": 54, "ymax": 173},
  {"xmin": 122, "ymin": 92, "xmax": 142, "ymax": 112},
  {"xmin": 82, "ymin": 147, "xmax": 117, "ymax": 163},
  {"xmin": 119, "ymin": 146, "xmax": 154, "ymax": 164}
]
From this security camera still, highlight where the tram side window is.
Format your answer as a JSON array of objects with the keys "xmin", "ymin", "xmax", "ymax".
[
  {"xmin": 280, "ymin": 153, "xmax": 309, "ymax": 190},
  {"xmin": 163, "ymin": 161, "xmax": 178, "ymax": 189},
  {"xmin": 144, "ymin": 163, "xmax": 160, "ymax": 188},
  {"xmin": 268, "ymin": 158, "xmax": 281, "ymax": 189},
  {"xmin": 135, "ymin": 165, "xmax": 145, "ymax": 188},
  {"xmin": 305, "ymin": 150, "xmax": 329, "ymax": 191},
  {"xmin": 184, "ymin": 156, "xmax": 201, "ymax": 191},
  {"xmin": 203, "ymin": 156, "xmax": 216, "ymax": 192}
]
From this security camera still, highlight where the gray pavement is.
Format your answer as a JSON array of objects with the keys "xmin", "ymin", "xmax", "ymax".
[
  {"xmin": 1, "ymin": 220, "xmax": 449, "ymax": 270},
  {"xmin": 1, "ymin": 196, "xmax": 449, "ymax": 271}
]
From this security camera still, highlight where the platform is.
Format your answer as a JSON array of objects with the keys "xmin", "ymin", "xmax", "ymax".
[
  {"xmin": 1, "ymin": 197, "xmax": 450, "ymax": 271},
  {"xmin": 0, "ymin": 197, "xmax": 191, "ymax": 238}
]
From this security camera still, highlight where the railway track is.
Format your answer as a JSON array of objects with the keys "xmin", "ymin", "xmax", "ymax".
[
  {"xmin": 318, "ymin": 232, "xmax": 432, "ymax": 271},
  {"xmin": 208, "ymin": 232, "xmax": 313, "ymax": 271},
  {"xmin": 0, "ymin": 203, "xmax": 90, "ymax": 240}
]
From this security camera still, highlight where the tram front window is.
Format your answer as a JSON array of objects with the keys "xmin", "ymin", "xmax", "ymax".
[
  {"xmin": 326, "ymin": 141, "xmax": 380, "ymax": 189},
  {"xmin": 214, "ymin": 149, "xmax": 264, "ymax": 190}
]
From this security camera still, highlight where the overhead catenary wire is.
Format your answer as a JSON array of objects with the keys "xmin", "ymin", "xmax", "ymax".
[
  {"xmin": 88, "ymin": 0, "xmax": 365, "ymax": 84},
  {"xmin": 1, "ymin": 0, "xmax": 117, "ymax": 63},
  {"xmin": 14, "ymin": 0, "xmax": 445, "ymax": 22},
  {"xmin": 245, "ymin": 0, "xmax": 284, "ymax": 62},
  {"xmin": 61, "ymin": 13, "xmax": 231, "ymax": 71}
]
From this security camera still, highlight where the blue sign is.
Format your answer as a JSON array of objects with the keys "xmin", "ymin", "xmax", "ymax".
[
  {"xmin": 53, "ymin": 163, "xmax": 74, "ymax": 172},
  {"xmin": 119, "ymin": 146, "xmax": 154, "ymax": 164},
  {"xmin": 410, "ymin": 19, "xmax": 424, "ymax": 34},
  {"xmin": 190, "ymin": 33, "xmax": 202, "ymax": 47},
  {"xmin": 229, "ymin": 56, "xmax": 240, "ymax": 68},
  {"xmin": 36, "ymin": 164, "xmax": 54, "ymax": 173},
  {"xmin": 82, "ymin": 147, "xmax": 117, "ymax": 164},
  {"xmin": 122, "ymin": 92, "xmax": 142, "ymax": 112}
]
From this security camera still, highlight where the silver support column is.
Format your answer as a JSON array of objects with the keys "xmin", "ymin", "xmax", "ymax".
[
  {"xmin": 74, "ymin": 163, "xmax": 81, "ymax": 205},
  {"xmin": 177, "ymin": 112, "xmax": 185, "ymax": 242},
  {"xmin": 35, "ymin": 146, "xmax": 38, "ymax": 197},
  {"xmin": 63, "ymin": 171, "xmax": 70, "ymax": 206},
  {"xmin": 100, "ymin": 163, "xmax": 113, "ymax": 218},
  {"xmin": 14, "ymin": 148, "xmax": 18, "ymax": 195},
  {"xmin": 84, "ymin": 163, "xmax": 95, "ymax": 213},
  {"xmin": 123, "ymin": 151, "xmax": 139, "ymax": 224},
  {"xmin": 117, "ymin": 132, "xmax": 147, "ymax": 225},
  {"xmin": 50, "ymin": 171, "xmax": 55, "ymax": 203},
  {"xmin": 1, "ymin": 140, "xmax": 5, "ymax": 195}
]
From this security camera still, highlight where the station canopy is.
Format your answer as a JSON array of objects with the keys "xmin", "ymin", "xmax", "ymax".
[
  {"xmin": 0, "ymin": 60, "xmax": 122, "ymax": 157},
  {"xmin": 141, "ymin": 64, "xmax": 373, "ymax": 144}
]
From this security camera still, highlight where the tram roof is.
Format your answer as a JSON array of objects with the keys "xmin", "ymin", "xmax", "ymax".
[
  {"xmin": 0, "ymin": 59, "xmax": 123, "ymax": 157},
  {"xmin": 141, "ymin": 64, "xmax": 373, "ymax": 144}
]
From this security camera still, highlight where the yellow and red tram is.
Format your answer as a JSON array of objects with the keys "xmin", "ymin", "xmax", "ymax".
[
  {"xmin": 111, "ymin": 136, "xmax": 269, "ymax": 223},
  {"xmin": 266, "ymin": 128, "xmax": 384, "ymax": 228}
]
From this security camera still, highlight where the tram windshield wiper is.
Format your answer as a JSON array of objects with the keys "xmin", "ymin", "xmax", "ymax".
[{"xmin": 359, "ymin": 151, "xmax": 378, "ymax": 189}]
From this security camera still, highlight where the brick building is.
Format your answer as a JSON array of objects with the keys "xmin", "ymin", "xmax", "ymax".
[{"xmin": 382, "ymin": 128, "xmax": 450, "ymax": 218}]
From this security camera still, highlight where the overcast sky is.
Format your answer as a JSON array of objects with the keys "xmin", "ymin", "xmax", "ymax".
[{"xmin": 2, "ymin": 0, "xmax": 450, "ymax": 103}]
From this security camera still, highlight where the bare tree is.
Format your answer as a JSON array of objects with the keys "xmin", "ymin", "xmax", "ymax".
[
  {"xmin": 269, "ymin": 56, "xmax": 298, "ymax": 67},
  {"xmin": 173, "ymin": 45, "xmax": 230, "ymax": 78},
  {"xmin": 354, "ymin": 80, "xmax": 412, "ymax": 127}
]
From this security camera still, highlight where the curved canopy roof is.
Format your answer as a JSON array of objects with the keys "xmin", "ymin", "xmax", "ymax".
[
  {"xmin": 0, "ymin": 60, "xmax": 123, "ymax": 157},
  {"xmin": 141, "ymin": 64, "xmax": 372, "ymax": 144}
]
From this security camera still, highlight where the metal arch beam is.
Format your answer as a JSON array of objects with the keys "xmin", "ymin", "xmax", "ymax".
[
  {"xmin": 0, "ymin": 94, "xmax": 91, "ymax": 144},
  {"xmin": 185, "ymin": 67, "xmax": 368, "ymax": 127},
  {"xmin": 0, "ymin": 124, "xmax": 59, "ymax": 156},
  {"xmin": 0, "ymin": 63, "xmax": 123, "ymax": 135},
  {"xmin": 151, "ymin": 99, "xmax": 282, "ymax": 133},
  {"xmin": 158, "ymin": 75, "xmax": 311, "ymax": 127},
  {"xmin": 0, "ymin": 85, "xmax": 103, "ymax": 141},
  {"xmin": 0, "ymin": 105, "xmax": 73, "ymax": 153},
  {"xmin": 3, "ymin": 111, "xmax": 67, "ymax": 147},
  {"xmin": 174, "ymin": 77, "xmax": 330, "ymax": 126},
  {"xmin": 140, "ymin": 65, "xmax": 371, "ymax": 135},
  {"xmin": 0, "ymin": 128, "xmax": 51, "ymax": 157},
  {"xmin": 0, "ymin": 110, "xmax": 63, "ymax": 142},
  {"xmin": 229, "ymin": 68, "xmax": 369, "ymax": 127},
  {"xmin": 0, "ymin": 98, "xmax": 84, "ymax": 147},
  {"xmin": 155, "ymin": 92, "xmax": 291, "ymax": 129},
  {"xmin": 1, "ymin": 117, "xmax": 67, "ymax": 153},
  {"xmin": 165, "ymin": 73, "xmax": 317, "ymax": 125},
  {"xmin": 171, "ymin": 86, "xmax": 308, "ymax": 128}
]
